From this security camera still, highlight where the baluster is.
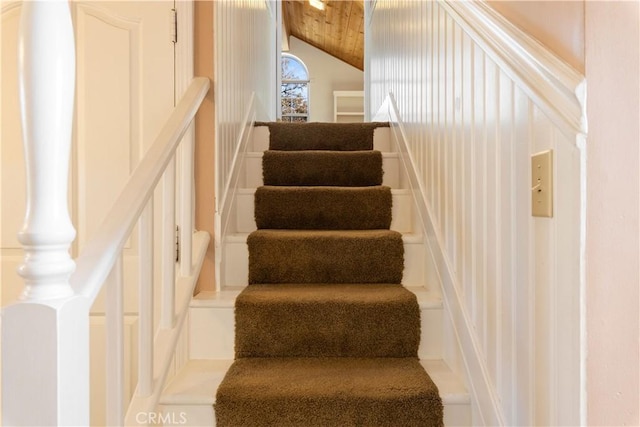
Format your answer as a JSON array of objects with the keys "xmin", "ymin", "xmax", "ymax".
[
  {"xmin": 180, "ymin": 133, "xmax": 194, "ymax": 276},
  {"xmin": 177, "ymin": 0, "xmax": 194, "ymax": 278},
  {"xmin": 106, "ymin": 255, "xmax": 124, "ymax": 425},
  {"xmin": 162, "ymin": 158, "xmax": 176, "ymax": 329},
  {"xmin": 2, "ymin": 1, "xmax": 89, "ymax": 425},
  {"xmin": 138, "ymin": 200, "xmax": 154, "ymax": 396}
]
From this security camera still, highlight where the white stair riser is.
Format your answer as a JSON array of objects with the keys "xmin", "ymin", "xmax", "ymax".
[
  {"xmin": 159, "ymin": 397, "xmax": 467, "ymax": 427},
  {"xmin": 158, "ymin": 405, "xmax": 214, "ymax": 427},
  {"xmin": 234, "ymin": 190, "xmax": 414, "ymax": 234},
  {"xmin": 249, "ymin": 126, "xmax": 392, "ymax": 153},
  {"xmin": 444, "ymin": 403, "xmax": 472, "ymax": 426},
  {"xmin": 249, "ymin": 126, "xmax": 270, "ymax": 152},
  {"xmin": 373, "ymin": 127, "xmax": 392, "ymax": 151},
  {"xmin": 240, "ymin": 153, "xmax": 403, "ymax": 190},
  {"xmin": 188, "ymin": 304, "xmax": 442, "ymax": 361},
  {"xmin": 189, "ymin": 306, "xmax": 235, "ymax": 360},
  {"xmin": 222, "ymin": 238, "xmax": 427, "ymax": 288}
]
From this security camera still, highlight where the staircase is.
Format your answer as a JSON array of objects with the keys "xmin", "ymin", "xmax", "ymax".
[{"xmin": 158, "ymin": 123, "xmax": 471, "ymax": 426}]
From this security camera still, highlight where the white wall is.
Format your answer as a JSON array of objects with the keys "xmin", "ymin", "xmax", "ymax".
[
  {"xmin": 214, "ymin": 0, "xmax": 276, "ymax": 208},
  {"xmin": 287, "ymin": 36, "xmax": 363, "ymax": 122},
  {"xmin": 585, "ymin": 2, "xmax": 640, "ymax": 425},
  {"xmin": 367, "ymin": 1, "xmax": 586, "ymax": 425},
  {"xmin": 213, "ymin": 0, "xmax": 277, "ymax": 290}
]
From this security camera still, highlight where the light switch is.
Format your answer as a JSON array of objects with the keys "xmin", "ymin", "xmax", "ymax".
[{"xmin": 531, "ymin": 150, "xmax": 553, "ymax": 217}]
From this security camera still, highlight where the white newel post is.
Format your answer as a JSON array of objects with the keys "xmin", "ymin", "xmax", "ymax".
[{"xmin": 1, "ymin": 1, "xmax": 90, "ymax": 425}]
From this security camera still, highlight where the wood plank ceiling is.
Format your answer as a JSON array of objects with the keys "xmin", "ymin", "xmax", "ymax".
[{"xmin": 283, "ymin": 0, "xmax": 365, "ymax": 70}]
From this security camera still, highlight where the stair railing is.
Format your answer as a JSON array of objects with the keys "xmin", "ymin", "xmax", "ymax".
[
  {"xmin": 214, "ymin": 94, "xmax": 257, "ymax": 289},
  {"xmin": 1, "ymin": 2, "xmax": 209, "ymax": 425}
]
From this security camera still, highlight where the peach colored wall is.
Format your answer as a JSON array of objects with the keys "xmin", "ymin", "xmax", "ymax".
[
  {"xmin": 194, "ymin": 0, "xmax": 215, "ymax": 293},
  {"xmin": 488, "ymin": 1, "xmax": 585, "ymax": 72},
  {"xmin": 585, "ymin": 2, "xmax": 640, "ymax": 425}
]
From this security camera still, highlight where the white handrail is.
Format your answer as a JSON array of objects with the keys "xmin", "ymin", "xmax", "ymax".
[
  {"xmin": 216, "ymin": 92, "xmax": 256, "ymax": 215},
  {"xmin": 70, "ymin": 77, "xmax": 209, "ymax": 305},
  {"xmin": 214, "ymin": 93, "xmax": 256, "ymax": 289}
]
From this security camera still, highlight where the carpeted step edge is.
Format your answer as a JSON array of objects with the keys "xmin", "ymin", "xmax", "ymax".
[
  {"xmin": 265, "ymin": 122, "xmax": 389, "ymax": 151},
  {"xmin": 262, "ymin": 150, "xmax": 384, "ymax": 187},
  {"xmin": 159, "ymin": 359, "xmax": 469, "ymax": 406},
  {"xmin": 234, "ymin": 283, "xmax": 420, "ymax": 358},
  {"xmin": 247, "ymin": 229, "xmax": 404, "ymax": 284},
  {"xmin": 215, "ymin": 357, "xmax": 444, "ymax": 427},
  {"xmin": 254, "ymin": 185, "xmax": 392, "ymax": 230}
]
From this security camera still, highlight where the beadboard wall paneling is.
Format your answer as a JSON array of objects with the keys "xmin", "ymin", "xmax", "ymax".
[
  {"xmin": 214, "ymin": 0, "xmax": 276, "ymax": 213},
  {"xmin": 366, "ymin": 1, "xmax": 586, "ymax": 425},
  {"xmin": 213, "ymin": 0, "xmax": 276, "ymax": 289}
]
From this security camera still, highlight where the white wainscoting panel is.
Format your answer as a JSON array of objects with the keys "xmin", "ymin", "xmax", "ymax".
[
  {"xmin": 213, "ymin": 0, "xmax": 276, "ymax": 289},
  {"xmin": 89, "ymin": 315, "xmax": 139, "ymax": 427},
  {"xmin": 366, "ymin": 1, "xmax": 586, "ymax": 426},
  {"xmin": 214, "ymin": 0, "xmax": 276, "ymax": 213}
]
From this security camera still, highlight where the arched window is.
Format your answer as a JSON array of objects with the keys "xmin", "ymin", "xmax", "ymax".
[{"xmin": 281, "ymin": 54, "xmax": 309, "ymax": 122}]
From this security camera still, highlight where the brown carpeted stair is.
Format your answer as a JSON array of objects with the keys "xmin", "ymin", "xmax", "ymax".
[
  {"xmin": 263, "ymin": 122, "xmax": 388, "ymax": 151},
  {"xmin": 215, "ymin": 122, "xmax": 443, "ymax": 426},
  {"xmin": 235, "ymin": 283, "xmax": 420, "ymax": 358},
  {"xmin": 254, "ymin": 185, "xmax": 392, "ymax": 230},
  {"xmin": 262, "ymin": 150, "xmax": 383, "ymax": 186},
  {"xmin": 216, "ymin": 358, "xmax": 443, "ymax": 427},
  {"xmin": 248, "ymin": 229, "xmax": 404, "ymax": 284}
]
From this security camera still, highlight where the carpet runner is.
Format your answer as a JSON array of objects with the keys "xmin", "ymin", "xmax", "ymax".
[{"xmin": 215, "ymin": 122, "xmax": 443, "ymax": 426}]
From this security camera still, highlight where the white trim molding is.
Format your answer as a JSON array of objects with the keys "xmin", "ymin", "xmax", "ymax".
[{"xmin": 441, "ymin": 0, "xmax": 587, "ymax": 139}]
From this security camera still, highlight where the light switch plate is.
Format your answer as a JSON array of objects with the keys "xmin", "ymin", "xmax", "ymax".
[{"xmin": 531, "ymin": 150, "xmax": 553, "ymax": 217}]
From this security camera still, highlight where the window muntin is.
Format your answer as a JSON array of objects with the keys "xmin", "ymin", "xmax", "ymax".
[{"xmin": 281, "ymin": 54, "xmax": 309, "ymax": 122}]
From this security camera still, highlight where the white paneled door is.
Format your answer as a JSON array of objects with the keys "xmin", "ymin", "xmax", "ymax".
[{"xmin": 1, "ymin": 1, "xmax": 175, "ymax": 425}]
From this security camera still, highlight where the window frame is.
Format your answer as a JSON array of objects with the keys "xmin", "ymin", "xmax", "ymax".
[{"xmin": 281, "ymin": 53, "xmax": 310, "ymax": 122}]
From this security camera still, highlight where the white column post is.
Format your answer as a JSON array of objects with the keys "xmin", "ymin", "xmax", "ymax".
[
  {"xmin": 17, "ymin": 0, "xmax": 76, "ymax": 301},
  {"xmin": 1, "ymin": 1, "xmax": 90, "ymax": 426}
]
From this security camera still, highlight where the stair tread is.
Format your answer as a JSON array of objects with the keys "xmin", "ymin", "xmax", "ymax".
[
  {"xmin": 238, "ymin": 282, "xmax": 417, "ymax": 304},
  {"xmin": 249, "ymin": 229, "xmax": 402, "ymax": 239},
  {"xmin": 248, "ymin": 229, "xmax": 404, "ymax": 284},
  {"xmin": 257, "ymin": 185, "xmax": 390, "ymax": 190},
  {"xmin": 192, "ymin": 287, "xmax": 442, "ymax": 309},
  {"xmin": 265, "ymin": 122, "xmax": 387, "ymax": 151},
  {"xmin": 262, "ymin": 150, "xmax": 384, "ymax": 187},
  {"xmin": 160, "ymin": 359, "xmax": 468, "ymax": 406},
  {"xmin": 245, "ymin": 151, "xmax": 401, "ymax": 158},
  {"xmin": 254, "ymin": 185, "xmax": 392, "ymax": 230},
  {"xmin": 235, "ymin": 283, "xmax": 421, "ymax": 358},
  {"xmin": 215, "ymin": 357, "xmax": 442, "ymax": 426},
  {"xmin": 226, "ymin": 231, "xmax": 423, "ymax": 243},
  {"xmin": 238, "ymin": 187, "xmax": 411, "ymax": 195}
]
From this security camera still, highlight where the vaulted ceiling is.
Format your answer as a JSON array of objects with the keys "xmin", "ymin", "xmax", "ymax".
[{"xmin": 283, "ymin": 0, "xmax": 365, "ymax": 71}]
